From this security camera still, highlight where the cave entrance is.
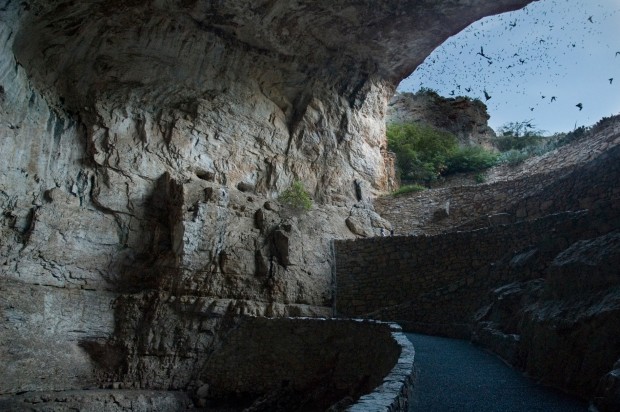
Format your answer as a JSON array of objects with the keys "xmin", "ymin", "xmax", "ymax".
[{"xmin": 395, "ymin": 0, "xmax": 619, "ymax": 136}]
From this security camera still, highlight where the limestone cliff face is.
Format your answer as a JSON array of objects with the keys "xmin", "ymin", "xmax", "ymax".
[
  {"xmin": 0, "ymin": 0, "xmax": 534, "ymax": 397},
  {"xmin": 387, "ymin": 91, "xmax": 496, "ymax": 148}
]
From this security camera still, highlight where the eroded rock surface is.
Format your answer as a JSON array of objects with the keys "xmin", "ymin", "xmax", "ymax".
[
  {"xmin": 474, "ymin": 231, "xmax": 620, "ymax": 400},
  {"xmin": 387, "ymin": 91, "xmax": 496, "ymax": 147},
  {"xmin": 1, "ymin": 0, "xmax": 535, "ymax": 405},
  {"xmin": 0, "ymin": 390, "xmax": 192, "ymax": 412}
]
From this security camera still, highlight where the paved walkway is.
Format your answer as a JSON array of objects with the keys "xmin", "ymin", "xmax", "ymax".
[{"xmin": 406, "ymin": 333, "xmax": 589, "ymax": 412}]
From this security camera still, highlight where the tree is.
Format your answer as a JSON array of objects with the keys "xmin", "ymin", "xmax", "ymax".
[{"xmin": 494, "ymin": 120, "xmax": 545, "ymax": 152}]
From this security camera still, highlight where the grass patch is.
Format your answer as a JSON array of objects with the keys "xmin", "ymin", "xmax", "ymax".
[{"xmin": 392, "ymin": 184, "xmax": 426, "ymax": 197}]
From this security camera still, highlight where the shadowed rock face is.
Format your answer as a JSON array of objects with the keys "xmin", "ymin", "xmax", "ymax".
[
  {"xmin": 14, "ymin": 1, "xmax": 534, "ymax": 108},
  {"xmin": 1, "ymin": 0, "xmax": 534, "ymax": 401}
]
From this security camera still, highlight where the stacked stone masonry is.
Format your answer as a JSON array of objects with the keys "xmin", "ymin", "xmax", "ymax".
[
  {"xmin": 335, "ymin": 209, "xmax": 619, "ymax": 337},
  {"xmin": 202, "ymin": 317, "xmax": 414, "ymax": 411}
]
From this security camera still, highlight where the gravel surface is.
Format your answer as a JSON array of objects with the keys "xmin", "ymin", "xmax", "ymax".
[{"xmin": 406, "ymin": 333, "xmax": 589, "ymax": 412}]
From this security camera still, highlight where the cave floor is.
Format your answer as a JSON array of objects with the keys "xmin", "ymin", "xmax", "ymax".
[{"xmin": 406, "ymin": 333, "xmax": 589, "ymax": 412}]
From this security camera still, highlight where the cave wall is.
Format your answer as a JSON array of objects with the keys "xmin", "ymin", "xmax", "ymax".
[{"xmin": 0, "ymin": 0, "xmax": 534, "ymax": 398}]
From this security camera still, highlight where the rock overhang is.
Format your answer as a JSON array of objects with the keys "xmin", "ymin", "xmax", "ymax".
[{"xmin": 10, "ymin": 0, "xmax": 536, "ymax": 111}]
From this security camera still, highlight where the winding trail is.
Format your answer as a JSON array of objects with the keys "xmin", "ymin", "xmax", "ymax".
[{"xmin": 406, "ymin": 333, "xmax": 589, "ymax": 412}]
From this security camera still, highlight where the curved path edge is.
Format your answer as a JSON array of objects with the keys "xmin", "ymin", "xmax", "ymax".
[{"xmin": 349, "ymin": 323, "xmax": 416, "ymax": 411}]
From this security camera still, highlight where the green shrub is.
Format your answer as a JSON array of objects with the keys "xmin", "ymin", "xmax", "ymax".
[
  {"xmin": 494, "ymin": 120, "xmax": 547, "ymax": 152},
  {"xmin": 444, "ymin": 146, "xmax": 498, "ymax": 174},
  {"xmin": 387, "ymin": 122, "xmax": 458, "ymax": 184},
  {"xmin": 279, "ymin": 181, "xmax": 312, "ymax": 211},
  {"xmin": 494, "ymin": 134, "xmax": 544, "ymax": 152},
  {"xmin": 556, "ymin": 125, "xmax": 589, "ymax": 146},
  {"xmin": 474, "ymin": 173, "xmax": 486, "ymax": 184},
  {"xmin": 391, "ymin": 184, "xmax": 426, "ymax": 197},
  {"xmin": 416, "ymin": 87, "xmax": 441, "ymax": 99},
  {"xmin": 387, "ymin": 122, "xmax": 499, "ymax": 184},
  {"xmin": 497, "ymin": 149, "xmax": 529, "ymax": 165}
]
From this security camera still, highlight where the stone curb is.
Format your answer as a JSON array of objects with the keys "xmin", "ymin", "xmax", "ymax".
[{"xmin": 348, "ymin": 323, "xmax": 415, "ymax": 412}]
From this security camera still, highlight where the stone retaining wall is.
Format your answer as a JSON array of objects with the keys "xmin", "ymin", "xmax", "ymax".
[
  {"xmin": 458, "ymin": 142, "xmax": 620, "ymax": 232},
  {"xmin": 335, "ymin": 209, "xmax": 619, "ymax": 337},
  {"xmin": 0, "ymin": 390, "xmax": 192, "ymax": 411},
  {"xmin": 348, "ymin": 327, "xmax": 415, "ymax": 412},
  {"xmin": 0, "ymin": 317, "xmax": 415, "ymax": 411},
  {"xmin": 203, "ymin": 317, "xmax": 415, "ymax": 411}
]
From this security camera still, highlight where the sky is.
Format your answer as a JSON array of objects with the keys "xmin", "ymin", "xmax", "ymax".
[{"xmin": 397, "ymin": 0, "xmax": 620, "ymax": 135}]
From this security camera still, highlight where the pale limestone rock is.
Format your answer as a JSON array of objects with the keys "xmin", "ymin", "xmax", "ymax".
[
  {"xmin": 346, "ymin": 202, "xmax": 392, "ymax": 237},
  {"xmin": 0, "ymin": 0, "xmax": 534, "ymax": 399},
  {"xmin": 387, "ymin": 91, "xmax": 497, "ymax": 148},
  {"xmin": 432, "ymin": 200, "xmax": 451, "ymax": 221},
  {"xmin": 346, "ymin": 216, "xmax": 374, "ymax": 238}
]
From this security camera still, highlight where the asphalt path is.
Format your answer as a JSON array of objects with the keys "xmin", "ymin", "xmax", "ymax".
[{"xmin": 406, "ymin": 333, "xmax": 589, "ymax": 412}]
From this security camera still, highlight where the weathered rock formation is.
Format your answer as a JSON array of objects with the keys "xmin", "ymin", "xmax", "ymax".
[
  {"xmin": 387, "ymin": 91, "xmax": 496, "ymax": 148},
  {"xmin": 1, "ymin": 0, "xmax": 536, "ymax": 408},
  {"xmin": 473, "ymin": 228, "xmax": 620, "ymax": 406}
]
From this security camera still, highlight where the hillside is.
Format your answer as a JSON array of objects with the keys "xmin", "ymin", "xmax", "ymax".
[{"xmin": 371, "ymin": 115, "xmax": 620, "ymax": 409}]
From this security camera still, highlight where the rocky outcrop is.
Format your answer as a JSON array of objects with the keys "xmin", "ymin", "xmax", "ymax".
[
  {"xmin": 474, "ymin": 230, "xmax": 620, "ymax": 401},
  {"xmin": 1, "ymin": 0, "xmax": 536, "ymax": 405},
  {"xmin": 0, "ymin": 390, "xmax": 193, "ymax": 412},
  {"xmin": 387, "ymin": 91, "xmax": 496, "ymax": 148},
  {"xmin": 594, "ymin": 360, "xmax": 620, "ymax": 412}
]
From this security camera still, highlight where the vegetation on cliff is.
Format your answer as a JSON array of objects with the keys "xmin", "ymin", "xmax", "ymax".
[
  {"xmin": 278, "ymin": 181, "xmax": 313, "ymax": 211},
  {"xmin": 387, "ymin": 89, "xmax": 495, "ymax": 148},
  {"xmin": 494, "ymin": 120, "xmax": 593, "ymax": 165},
  {"xmin": 387, "ymin": 122, "xmax": 497, "ymax": 185},
  {"xmin": 387, "ymin": 94, "xmax": 604, "ymax": 185}
]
